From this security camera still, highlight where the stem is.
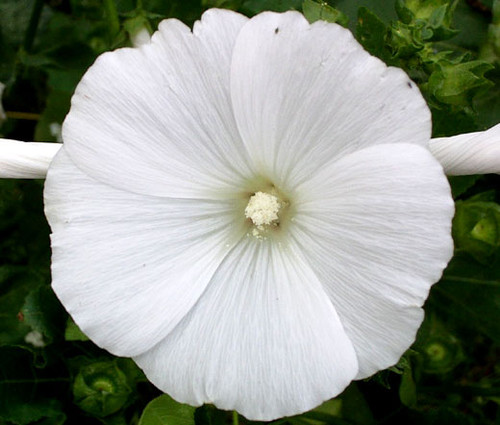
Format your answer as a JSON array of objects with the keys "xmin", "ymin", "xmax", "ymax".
[
  {"xmin": 103, "ymin": 0, "xmax": 120, "ymax": 39},
  {"xmin": 232, "ymin": 411, "xmax": 239, "ymax": 425},
  {"xmin": 6, "ymin": 111, "xmax": 41, "ymax": 121},
  {"xmin": 23, "ymin": 0, "xmax": 44, "ymax": 52}
]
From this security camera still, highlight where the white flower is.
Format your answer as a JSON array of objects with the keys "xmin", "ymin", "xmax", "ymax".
[
  {"xmin": 40, "ymin": 9, "xmax": 456, "ymax": 420},
  {"xmin": 15, "ymin": 8, "xmax": 500, "ymax": 420}
]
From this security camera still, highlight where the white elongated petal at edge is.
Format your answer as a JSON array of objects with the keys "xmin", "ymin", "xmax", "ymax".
[
  {"xmin": 44, "ymin": 148, "xmax": 246, "ymax": 357},
  {"xmin": 429, "ymin": 123, "xmax": 500, "ymax": 175},
  {"xmin": 63, "ymin": 9, "xmax": 253, "ymax": 199},
  {"xmin": 0, "ymin": 139, "xmax": 61, "ymax": 178},
  {"xmin": 292, "ymin": 143, "xmax": 454, "ymax": 379},
  {"xmin": 135, "ymin": 237, "xmax": 358, "ymax": 421},
  {"xmin": 230, "ymin": 11, "xmax": 431, "ymax": 189}
]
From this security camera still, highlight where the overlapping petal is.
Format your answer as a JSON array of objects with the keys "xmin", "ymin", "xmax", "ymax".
[
  {"xmin": 44, "ymin": 148, "xmax": 246, "ymax": 357},
  {"xmin": 230, "ymin": 11, "xmax": 431, "ymax": 189},
  {"xmin": 0, "ymin": 139, "xmax": 61, "ymax": 178},
  {"xmin": 135, "ymin": 237, "xmax": 358, "ymax": 421},
  {"xmin": 62, "ymin": 9, "xmax": 253, "ymax": 199},
  {"xmin": 429, "ymin": 123, "xmax": 500, "ymax": 175},
  {"xmin": 292, "ymin": 143, "xmax": 454, "ymax": 378}
]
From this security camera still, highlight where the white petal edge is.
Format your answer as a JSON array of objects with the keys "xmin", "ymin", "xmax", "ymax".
[
  {"xmin": 135, "ymin": 237, "xmax": 358, "ymax": 421},
  {"xmin": 230, "ymin": 11, "xmax": 431, "ymax": 189},
  {"xmin": 292, "ymin": 143, "xmax": 454, "ymax": 379},
  {"xmin": 0, "ymin": 139, "xmax": 61, "ymax": 178},
  {"xmin": 62, "ymin": 9, "xmax": 253, "ymax": 199},
  {"xmin": 45, "ymin": 147, "xmax": 246, "ymax": 357},
  {"xmin": 429, "ymin": 123, "xmax": 500, "ymax": 175}
]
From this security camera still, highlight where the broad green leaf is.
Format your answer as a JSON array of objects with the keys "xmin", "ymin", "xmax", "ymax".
[
  {"xmin": 336, "ymin": 0, "xmax": 398, "ymax": 31},
  {"xmin": 398, "ymin": 357, "xmax": 417, "ymax": 408},
  {"xmin": 448, "ymin": 175, "xmax": 481, "ymax": 199},
  {"xmin": 139, "ymin": 395, "xmax": 196, "ymax": 425},
  {"xmin": 64, "ymin": 317, "xmax": 89, "ymax": 342},
  {"xmin": 302, "ymin": 0, "xmax": 349, "ymax": 26},
  {"xmin": 202, "ymin": 0, "xmax": 243, "ymax": 10},
  {"xmin": 21, "ymin": 285, "xmax": 66, "ymax": 343},
  {"xmin": 356, "ymin": 7, "xmax": 392, "ymax": 63},
  {"xmin": 241, "ymin": 0, "xmax": 302, "ymax": 15},
  {"xmin": 194, "ymin": 405, "xmax": 227, "ymax": 425},
  {"xmin": 453, "ymin": 0, "xmax": 490, "ymax": 50},
  {"xmin": 339, "ymin": 383, "xmax": 374, "ymax": 424},
  {"xmin": 426, "ymin": 60, "xmax": 494, "ymax": 107},
  {"xmin": 0, "ymin": 346, "xmax": 66, "ymax": 425},
  {"xmin": 430, "ymin": 253, "xmax": 500, "ymax": 343}
]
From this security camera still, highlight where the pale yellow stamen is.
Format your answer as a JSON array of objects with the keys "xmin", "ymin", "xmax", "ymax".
[{"xmin": 245, "ymin": 191, "xmax": 281, "ymax": 227}]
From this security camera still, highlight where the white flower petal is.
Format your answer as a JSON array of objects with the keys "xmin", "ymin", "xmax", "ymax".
[
  {"xmin": 44, "ymin": 148, "xmax": 246, "ymax": 357},
  {"xmin": 0, "ymin": 139, "xmax": 61, "ymax": 178},
  {"xmin": 230, "ymin": 11, "xmax": 431, "ymax": 189},
  {"xmin": 134, "ymin": 237, "xmax": 358, "ymax": 421},
  {"xmin": 292, "ymin": 143, "xmax": 454, "ymax": 379},
  {"xmin": 63, "ymin": 9, "xmax": 252, "ymax": 199},
  {"xmin": 429, "ymin": 123, "xmax": 500, "ymax": 175}
]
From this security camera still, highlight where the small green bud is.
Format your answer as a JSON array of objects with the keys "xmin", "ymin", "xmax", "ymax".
[
  {"xmin": 421, "ymin": 334, "xmax": 463, "ymax": 374},
  {"xmin": 73, "ymin": 361, "xmax": 132, "ymax": 417},
  {"xmin": 453, "ymin": 201, "xmax": 500, "ymax": 263}
]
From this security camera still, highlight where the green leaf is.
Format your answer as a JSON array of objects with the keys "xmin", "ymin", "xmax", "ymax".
[
  {"xmin": 0, "ymin": 346, "xmax": 66, "ymax": 425},
  {"xmin": 356, "ymin": 7, "xmax": 392, "ymax": 63},
  {"xmin": 0, "ymin": 269, "xmax": 33, "ymax": 345},
  {"xmin": 194, "ymin": 405, "xmax": 227, "ymax": 425},
  {"xmin": 339, "ymin": 383, "xmax": 374, "ymax": 424},
  {"xmin": 302, "ymin": 0, "xmax": 348, "ymax": 26},
  {"xmin": 201, "ymin": 0, "xmax": 243, "ymax": 10},
  {"xmin": 64, "ymin": 317, "xmax": 89, "ymax": 341},
  {"xmin": 448, "ymin": 175, "xmax": 481, "ymax": 199},
  {"xmin": 395, "ymin": 0, "xmax": 459, "ymax": 41},
  {"xmin": 21, "ymin": 284, "xmax": 66, "ymax": 343},
  {"xmin": 398, "ymin": 356, "xmax": 417, "ymax": 409},
  {"xmin": 388, "ymin": 20, "xmax": 426, "ymax": 58},
  {"xmin": 453, "ymin": 0, "xmax": 490, "ymax": 50},
  {"xmin": 240, "ymin": 0, "xmax": 302, "ymax": 15},
  {"xmin": 139, "ymin": 394, "xmax": 196, "ymax": 425},
  {"xmin": 430, "ymin": 253, "xmax": 500, "ymax": 343},
  {"xmin": 336, "ymin": 0, "xmax": 398, "ymax": 31},
  {"xmin": 426, "ymin": 60, "xmax": 494, "ymax": 107}
]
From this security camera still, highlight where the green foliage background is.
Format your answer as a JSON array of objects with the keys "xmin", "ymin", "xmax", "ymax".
[{"xmin": 0, "ymin": 0, "xmax": 500, "ymax": 424}]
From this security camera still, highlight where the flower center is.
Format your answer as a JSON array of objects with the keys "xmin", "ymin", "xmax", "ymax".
[
  {"xmin": 245, "ymin": 190, "xmax": 288, "ymax": 239},
  {"xmin": 245, "ymin": 191, "xmax": 281, "ymax": 226}
]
